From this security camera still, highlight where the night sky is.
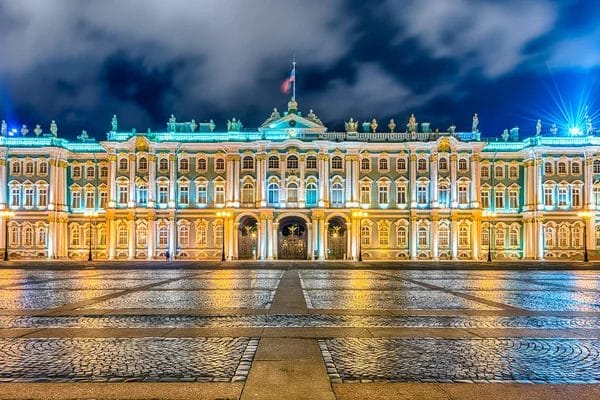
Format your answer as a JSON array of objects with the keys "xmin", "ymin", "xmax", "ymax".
[{"xmin": 0, "ymin": 0, "xmax": 598, "ymax": 140}]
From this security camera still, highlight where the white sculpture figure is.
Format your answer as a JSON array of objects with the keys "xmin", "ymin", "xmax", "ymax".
[
  {"xmin": 50, "ymin": 120, "xmax": 58, "ymax": 137},
  {"xmin": 448, "ymin": 125, "xmax": 456, "ymax": 134},
  {"xmin": 111, "ymin": 115, "xmax": 118, "ymax": 132},
  {"xmin": 536, "ymin": 119, "xmax": 542, "ymax": 136},
  {"xmin": 21, "ymin": 125, "xmax": 28, "ymax": 136},
  {"xmin": 1, "ymin": 120, "xmax": 6, "ymax": 136},
  {"xmin": 190, "ymin": 119, "xmax": 197, "ymax": 132},
  {"xmin": 34, "ymin": 124, "xmax": 42, "ymax": 136},
  {"xmin": 472, "ymin": 113, "xmax": 479, "ymax": 132},
  {"xmin": 408, "ymin": 113, "xmax": 417, "ymax": 133},
  {"xmin": 502, "ymin": 129, "xmax": 509, "ymax": 142},
  {"xmin": 550, "ymin": 123, "xmax": 558, "ymax": 135}
]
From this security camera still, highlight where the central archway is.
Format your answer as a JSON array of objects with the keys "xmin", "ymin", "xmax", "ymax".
[
  {"xmin": 238, "ymin": 216, "xmax": 258, "ymax": 260},
  {"xmin": 278, "ymin": 216, "xmax": 307, "ymax": 260},
  {"xmin": 327, "ymin": 216, "xmax": 347, "ymax": 260}
]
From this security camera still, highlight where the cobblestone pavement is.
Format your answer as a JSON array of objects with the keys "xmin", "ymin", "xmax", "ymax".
[
  {"xmin": 319, "ymin": 337, "xmax": 600, "ymax": 383},
  {"xmin": 0, "ymin": 337, "xmax": 258, "ymax": 382}
]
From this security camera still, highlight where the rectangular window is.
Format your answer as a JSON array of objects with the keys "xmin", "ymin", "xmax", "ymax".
[
  {"xmin": 360, "ymin": 186, "xmax": 370, "ymax": 204},
  {"xmin": 71, "ymin": 191, "xmax": 81, "ymax": 209},
  {"xmin": 86, "ymin": 166, "xmax": 95, "ymax": 179},
  {"xmin": 10, "ymin": 188, "xmax": 19, "ymax": 207},
  {"xmin": 544, "ymin": 187, "xmax": 553, "ymax": 206},
  {"xmin": 100, "ymin": 166, "xmax": 108, "ymax": 178},
  {"xmin": 558, "ymin": 187, "xmax": 568, "ymax": 207},
  {"xmin": 378, "ymin": 186, "xmax": 388, "ymax": 205},
  {"xmin": 418, "ymin": 228, "xmax": 428, "ymax": 247},
  {"xmin": 481, "ymin": 191, "xmax": 489, "ymax": 209},
  {"xmin": 38, "ymin": 187, "xmax": 47, "ymax": 207},
  {"xmin": 137, "ymin": 187, "xmax": 148, "ymax": 205},
  {"xmin": 494, "ymin": 191, "xmax": 504, "ymax": 209},
  {"xmin": 417, "ymin": 186, "xmax": 427, "ymax": 205},
  {"xmin": 179, "ymin": 186, "xmax": 189, "ymax": 205},
  {"xmin": 24, "ymin": 188, "xmax": 34, "ymax": 207},
  {"xmin": 458, "ymin": 185, "xmax": 468, "ymax": 205},
  {"xmin": 85, "ymin": 191, "xmax": 95, "ymax": 209},
  {"xmin": 572, "ymin": 187, "xmax": 582, "ymax": 208},
  {"xmin": 509, "ymin": 190, "xmax": 519, "ymax": 209},
  {"xmin": 215, "ymin": 186, "xmax": 225, "ymax": 205},
  {"xmin": 118, "ymin": 186, "xmax": 128, "ymax": 204},
  {"xmin": 481, "ymin": 166, "xmax": 490, "ymax": 179},
  {"xmin": 396, "ymin": 186, "xmax": 406, "ymax": 206},
  {"xmin": 397, "ymin": 228, "xmax": 407, "ymax": 247},
  {"xmin": 99, "ymin": 192, "xmax": 107, "ymax": 209},
  {"xmin": 439, "ymin": 229, "xmax": 449, "ymax": 247},
  {"xmin": 158, "ymin": 186, "xmax": 168, "ymax": 204},
  {"xmin": 197, "ymin": 185, "xmax": 207, "ymax": 205},
  {"xmin": 571, "ymin": 162, "xmax": 581, "ymax": 175}
]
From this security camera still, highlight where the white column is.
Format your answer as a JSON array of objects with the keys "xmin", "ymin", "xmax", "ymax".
[
  {"xmin": 147, "ymin": 218, "xmax": 155, "ymax": 259},
  {"xmin": 430, "ymin": 153, "xmax": 438, "ymax": 208},
  {"xmin": 345, "ymin": 222, "xmax": 351, "ymax": 260},
  {"xmin": 318, "ymin": 218, "xmax": 326, "ymax": 260},
  {"xmin": 148, "ymin": 155, "xmax": 156, "ymax": 206},
  {"xmin": 266, "ymin": 218, "xmax": 273, "ymax": 259},
  {"xmin": 311, "ymin": 216, "xmax": 319, "ymax": 260},
  {"xmin": 451, "ymin": 216, "xmax": 458, "ymax": 260},
  {"xmin": 523, "ymin": 160, "xmax": 530, "ymax": 210},
  {"xmin": 233, "ymin": 157, "xmax": 240, "ymax": 207},
  {"xmin": 322, "ymin": 155, "xmax": 330, "ymax": 206},
  {"xmin": 299, "ymin": 156, "xmax": 306, "ymax": 207},
  {"xmin": 256, "ymin": 154, "xmax": 263, "ymax": 207},
  {"xmin": 585, "ymin": 158, "xmax": 594, "ymax": 209},
  {"xmin": 470, "ymin": 154, "xmax": 480, "ymax": 207},
  {"xmin": 128, "ymin": 217, "xmax": 135, "ymax": 259},
  {"xmin": 0, "ymin": 159, "xmax": 6, "ymax": 207},
  {"xmin": 306, "ymin": 222, "xmax": 313, "ymax": 260},
  {"xmin": 108, "ymin": 154, "xmax": 117, "ymax": 206},
  {"xmin": 450, "ymin": 154, "xmax": 458, "ymax": 208},
  {"xmin": 169, "ymin": 154, "xmax": 176, "ymax": 205},
  {"xmin": 233, "ymin": 221, "xmax": 239, "ymax": 260},
  {"xmin": 272, "ymin": 222, "xmax": 279, "ymax": 259},
  {"xmin": 536, "ymin": 219, "xmax": 544, "ymax": 260},
  {"xmin": 129, "ymin": 154, "xmax": 136, "ymax": 207},
  {"xmin": 226, "ymin": 155, "xmax": 234, "ymax": 206},
  {"xmin": 471, "ymin": 217, "xmax": 480, "ymax": 260},
  {"xmin": 536, "ymin": 158, "xmax": 543, "ymax": 210},
  {"xmin": 409, "ymin": 153, "xmax": 417, "ymax": 207},
  {"xmin": 169, "ymin": 218, "xmax": 176, "ymax": 258},
  {"xmin": 345, "ymin": 156, "xmax": 352, "ymax": 207},
  {"xmin": 431, "ymin": 216, "xmax": 439, "ymax": 260},
  {"xmin": 108, "ymin": 216, "xmax": 116, "ymax": 259},
  {"xmin": 261, "ymin": 157, "xmax": 267, "ymax": 207},
  {"xmin": 352, "ymin": 157, "xmax": 360, "ymax": 205},
  {"xmin": 410, "ymin": 215, "xmax": 417, "ymax": 259}
]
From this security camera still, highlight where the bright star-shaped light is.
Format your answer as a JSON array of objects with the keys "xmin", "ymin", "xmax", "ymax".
[{"xmin": 569, "ymin": 126, "xmax": 582, "ymax": 135}]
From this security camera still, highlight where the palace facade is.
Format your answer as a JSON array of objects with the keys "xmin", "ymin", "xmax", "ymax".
[{"xmin": 0, "ymin": 99, "xmax": 598, "ymax": 261}]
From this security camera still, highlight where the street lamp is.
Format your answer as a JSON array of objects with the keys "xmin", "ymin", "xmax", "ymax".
[
  {"xmin": 217, "ymin": 211, "xmax": 232, "ymax": 261},
  {"xmin": 352, "ymin": 211, "xmax": 368, "ymax": 261},
  {"xmin": 84, "ymin": 210, "xmax": 98, "ymax": 261},
  {"xmin": 0, "ymin": 210, "xmax": 15, "ymax": 261},
  {"xmin": 482, "ymin": 210, "xmax": 496, "ymax": 263},
  {"xmin": 578, "ymin": 210, "xmax": 594, "ymax": 262}
]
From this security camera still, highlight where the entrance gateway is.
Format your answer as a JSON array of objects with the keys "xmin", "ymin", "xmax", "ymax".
[{"xmin": 278, "ymin": 216, "xmax": 308, "ymax": 260}]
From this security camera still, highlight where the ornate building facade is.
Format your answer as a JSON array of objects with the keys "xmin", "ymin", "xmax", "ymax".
[{"xmin": 0, "ymin": 100, "xmax": 598, "ymax": 261}]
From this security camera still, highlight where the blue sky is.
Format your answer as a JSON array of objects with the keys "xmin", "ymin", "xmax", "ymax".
[{"xmin": 0, "ymin": 0, "xmax": 598, "ymax": 139}]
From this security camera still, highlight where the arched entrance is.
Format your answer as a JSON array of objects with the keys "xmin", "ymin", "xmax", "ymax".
[
  {"xmin": 327, "ymin": 217, "xmax": 347, "ymax": 260},
  {"xmin": 238, "ymin": 216, "xmax": 258, "ymax": 260},
  {"xmin": 278, "ymin": 216, "xmax": 307, "ymax": 260}
]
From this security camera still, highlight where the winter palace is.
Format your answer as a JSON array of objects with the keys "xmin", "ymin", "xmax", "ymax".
[{"xmin": 0, "ymin": 99, "xmax": 598, "ymax": 261}]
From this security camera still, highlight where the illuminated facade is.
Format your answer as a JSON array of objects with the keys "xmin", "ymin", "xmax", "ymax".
[{"xmin": 0, "ymin": 100, "xmax": 598, "ymax": 261}]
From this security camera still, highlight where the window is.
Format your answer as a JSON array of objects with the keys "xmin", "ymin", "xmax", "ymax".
[
  {"xmin": 197, "ymin": 225, "xmax": 207, "ymax": 247},
  {"xmin": 72, "ymin": 166, "xmax": 81, "ymax": 179},
  {"xmin": 25, "ymin": 162, "xmax": 34, "ymax": 175},
  {"xmin": 458, "ymin": 185, "xmax": 468, "ymax": 205},
  {"xmin": 544, "ymin": 186, "xmax": 554, "ymax": 206},
  {"xmin": 396, "ymin": 158, "xmax": 406, "ymax": 171},
  {"xmin": 396, "ymin": 185, "xmax": 407, "ymax": 206},
  {"xmin": 119, "ymin": 158, "xmax": 128, "ymax": 171},
  {"xmin": 71, "ymin": 227, "xmax": 80, "ymax": 247},
  {"xmin": 37, "ymin": 227, "xmax": 47, "ymax": 246},
  {"xmin": 306, "ymin": 156, "xmax": 317, "ymax": 169},
  {"xmin": 197, "ymin": 158, "xmax": 207, "ymax": 171},
  {"xmin": 214, "ymin": 224, "xmax": 223, "ymax": 246},
  {"xmin": 331, "ymin": 156, "xmax": 343, "ymax": 170},
  {"xmin": 71, "ymin": 190, "xmax": 81, "ymax": 209},
  {"xmin": 10, "ymin": 187, "xmax": 20, "ymax": 207},
  {"xmin": 482, "ymin": 226, "xmax": 489, "ymax": 247},
  {"xmin": 137, "ymin": 224, "xmax": 148, "ymax": 247},
  {"xmin": 439, "ymin": 225, "xmax": 449, "ymax": 247},
  {"xmin": 509, "ymin": 228, "xmax": 519, "ymax": 247},
  {"xmin": 117, "ymin": 225, "xmax": 128, "ymax": 247},
  {"xmin": 100, "ymin": 166, "xmax": 108, "ymax": 178},
  {"xmin": 557, "ymin": 186, "xmax": 568, "ymax": 207},
  {"xmin": 594, "ymin": 160, "xmax": 600, "ymax": 174},
  {"xmin": 378, "ymin": 225, "xmax": 389, "ymax": 246},
  {"xmin": 138, "ymin": 157, "xmax": 148, "ymax": 171},
  {"xmin": 494, "ymin": 165, "xmax": 504, "ymax": 179},
  {"xmin": 158, "ymin": 226, "xmax": 168, "ymax": 247},
  {"xmin": 417, "ymin": 185, "xmax": 427, "ymax": 205},
  {"xmin": 572, "ymin": 227, "xmax": 581, "ymax": 248},
  {"xmin": 418, "ymin": 226, "xmax": 428, "ymax": 247},
  {"xmin": 379, "ymin": 158, "xmax": 388, "ymax": 171},
  {"xmin": 509, "ymin": 165, "xmax": 518, "ymax": 179},
  {"xmin": 38, "ymin": 161, "xmax": 48, "ymax": 175},
  {"xmin": 137, "ymin": 185, "xmax": 148, "ymax": 205},
  {"xmin": 179, "ymin": 225, "xmax": 189, "ymax": 247},
  {"xmin": 458, "ymin": 158, "xmax": 468, "ymax": 171},
  {"xmin": 158, "ymin": 185, "xmax": 168, "ymax": 204},
  {"xmin": 179, "ymin": 185, "xmax": 189, "ymax": 205},
  {"xmin": 331, "ymin": 182, "xmax": 344, "ymax": 207},
  {"xmin": 481, "ymin": 165, "xmax": 490, "ymax": 179},
  {"xmin": 268, "ymin": 156, "xmax": 280, "ymax": 169},
  {"xmin": 179, "ymin": 158, "xmax": 189, "ymax": 172},
  {"xmin": 438, "ymin": 183, "xmax": 450, "ymax": 207},
  {"xmin": 459, "ymin": 226, "xmax": 470, "ymax": 247},
  {"xmin": 287, "ymin": 155, "xmax": 298, "ymax": 169},
  {"xmin": 572, "ymin": 187, "xmax": 582, "ymax": 208},
  {"xmin": 242, "ymin": 156, "xmax": 254, "ymax": 170},
  {"xmin": 98, "ymin": 229, "xmax": 106, "ymax": 246},
  {"xmin": 495, "ymin": 190, "xmax": 504, "ymax": 209},
  {"xmin": 557, "ymin": 161, "xmax": 567, "ymax": 175},
  {"xmin": 85, "ymin": 191, "xmax": 95, "ymax": 209},
  {"xmin": 118, "ymin": 185, "xmax": 128, "ymax": 204},
  {"xmin": 268, "ymin": 183, "xmax": 279, "ymax": 205},
  {"xmin": 571, "ymin": 161, "xmax": 581, "ymax": 175},
  {"xmin": 99, "ymin": 192, "xmax": 107, "ymax": 209},
  {"xmin": 360, "ymin": 185, "xmax": 371, "ymax": 204},
  {"xmin": 86, "ymin": 166, "xmax": 95, "ymax": 179},
  {"xmin": 306, "ymin": 182, "xmax": 318, "ymax": 206},
  {"xmin": 396, "ymin": 226, "xmax": 407, "ymax": 247},
  {"xmin": 287, "ymin": 183, "xmax": 298, "ymax": 202},
  {"xmin": 378, "ymin": 184, "xmax": 389, "ymax": 205},
  {"xmin": 481, "ymin": 190, "xmax": 490, "ymax": 209},
  {"xmin": 509, "ymin": 190, "xmax": 519, "ymax": 209},
  {"xmin": 11, "ymin": 161, "xmax": 20, "ymax": 175},
  {"xmin": 417, "ymin": 158, "xmax": 427, "ymax": 171},
  {"xmin": 215, "ymin": 158, "xmax": 225, "ymax": 171},
  {"xmin": 241, "ymin": 182, "xmax": 255, "ymax": 204},
  {"xmin": 360, "ymin": 225, "xmax": 370, "ymax": 246},
  {"xmin": 438, "ymin": 158, "xmax": 448, "ymax": 171},
  {"xmin": 24, "ymin": 187, "xmax": 34, "ymax": 207},
  {"xmin": 544, "ymin": 161, "xmax": 553, "ymax": 175},
  {"xmin": 38, "ymin": 187, "xmax": 47, "ymax": 207},
  {"xmin": 495, "ymin": 228, "xmax": 505, "ymax": 248},
  {"xmin": 558, "ymin": 226, "xmax": 569, "ymax": 248},
  {"xmin": 159, "ymin": 158, "xmax": 169, "ymax": 172},
  {"xmin": 361, "ymin": 158, "xmax": 370, "ymax": 171},
  {"xmin": 215, "ymin": 185, "xmax": 225, "ymax": 204},
  {"xmin": 197, "ymin": 183, "xmax": 207, "ymax": 205}
]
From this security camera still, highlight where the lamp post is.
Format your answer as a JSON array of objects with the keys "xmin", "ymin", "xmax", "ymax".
[
  {"xmin": 482, "ymin": 210, "xmax": 496, "ymax": 263},
  {"xmin": 1, "ymin": 210, "xmax": 15, "ymax": 261},
  {"xmin": 84, "ymin": 210, "xmax": 98, "ymax": 261},
  {"xmin": 217, "ymin": 211, "xmax": 232, "ymax": 261},
  {"xmin": 578, "ymin": 210, "xmax": 594, "ymax": 262},
  {"xmin": 352, "ymin": 211, "xmax": 368, "ymax": 261}
]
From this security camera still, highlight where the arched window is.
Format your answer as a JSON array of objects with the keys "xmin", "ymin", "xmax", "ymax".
[
  {"xmin": 72, "ymin": 166, "xmax": 81, "ymax": 179},
  {"xmin": 509, "ymin": 227, "xmax": 519, "ymax": 247},
  {"xmin": 494, "ymin": 165, "xmax": 504, "ymax": 179},
  {"xmin": 11, "ymin": 161, "xmax": 20, "ymax": 175},
  {"xmin": 545, "ymin": 226, "xmax": 556, "ymax": 248},
  {"xmin": 197, "ymin": 158, "xmax": 207, "ymax": 171},
  {"xmin": 572, "ymin": 226, "xmax": 581, "ymax": 248},
  {"xmin": 70, "ymin": 227, "xmax": 80, "ymax": 247},
  {"xmin": 361, "ymin": 158, "xmax": 370, "ymax": 171},
  {"xmin": 38, "ymin": 161, "xmax": 48, "ymax": 175},
  {"xmin": 438, "ymin": 183, "xmax": 450, "ymax": 207},
  {"xmin": 509, "ymin": 165, "xmax": 518, "ymax": 179},
  {"xmin": 287, "ymin": 155, "xmax": 298, "ymax": 169},
  {"xmin": 558, "ymin": 226, "xmax": 569, "ymax": 248},
  {"xmin": 360, "ymin": 225, "xmax": 371, "ymax": 246},
  {"xmin": 331, "ymin": 156, "xmax": 343, "ymax": 170},
  {"xmin": 241, "ymin": 182, "xmax": 255, "ymax": 204},
  {"xmin": 378, "ymin": 225, "xmax": 390, "ymax": 246},
  {"xmin": 417, "ymin": 158, "xmax": 427, "ymax": 171},
  {"xmin": 459, "ymin": 225, "xmax": 470, "ymax": 247},
  {"xmin": 481, "ymin": 165, "xmax": 490, "ymax": 179},
  {"xmin": 544, "ymin": 161, "xmax": 553, "ymax": 175},
  {"xmin": 98, "ymin": 228, "xmax": 106, "ymax": 246},
  {"xmin": 215, "ymin": 158, "xmax": 225, "ymax": 171},
  {"xmin": 331, "ymin": 182, "xmax": 344, "ymax": 207},
  {"xmin": 379, "ymin": 158, "xmax": 388, "ymax": 171},
  {"xmin": 23, "ymin": 226, "xmax": 34, "ymax": 247},
  {"xmin": 458, "ymin": 158, "xmax": 468, "ymax": 171},
  {"xmin": 242, "ymin": 156, "xmax": 254, "ymax": 170},
  {"xmin": 119, "ymin": 158, "xmax": 129, "ymax": 171},
  {"xmin": 571, "ymin": 161, "xmax": 581, "ymax": 175},
  {"xmin": 268, "ymin": 182, "xmax": 280, "ymax": 205},
  {"xmin": 396, "ymin": 226, "xmax": 407, "ymax": 247},
  {"xmin": 268, "ymin": 156, "xmax": 279, "ymax": 169},
  {"xmin": 439, "ymin": 224, "xmax": 450, "ymax": 248},
  {"xmin": 179, "ymin": 158, "xmax": 189, "ymax": 172},
  {"xmin": 306, "ymin": 156, "xmax": 317, "ymax": 169},
  {"xmin": 137, "ymin": 224, "xmax": 148, "ymax": 247},
  {"xmin": 287, "ymin": 183, "xmax": 298, "ymax": 202},
  {"xmin": 557, "ymin": 161, "xmax": 567, "ymax": 174},
  {"xmin": 214, "ymin": 224, "xmax": 223, "ymax": 246},
  {"xmin": 418, "ymin": 226, "xmax": 428, "ymax": 248},
  {"xmin": 100, "ymin": 166, "xmax": 108, "ymax": 178},
  {"xmin": 495, "ymin": 228, "xmax": 505, "ymax": 248},
  {"xmin": 118, "ymin": 225, "xmax": 128, "ymax": 247},
  {"xmin": 594, "ymin": 160, "xmax": 600, "ymax": 174},
  {"xmin": 36, "ymin": 226, "xmax": 47, "ymax": 246},
  {"xmin": 179, "ymin": 225, "xmax": 189, "ymax": 247},
  {"xmin": 159, "ymin": 158, "xmax": 169, "ymax": 172},
  {"xmin": 197, "ymin": 225, "xmax": 207, "ymax": 247},
  {"xmin": 397, "ymin": 158, "xmax": 406, "ymax": 171},
  {"xmin": 306, "ymin": 182, "xmax": 318, "ymax": 206},
  {"xmin": 438, "ymin": 158, "xmax": 448, "ymax": 171},
  {"xmin": 138, "ymin": 157, "xmax": 148, "ymax": 171},
  {"xmin": 158, "ymin": 226, "xmax": 168, "ymax": 247}
]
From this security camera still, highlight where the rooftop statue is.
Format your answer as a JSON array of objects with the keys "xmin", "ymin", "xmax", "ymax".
[
  {"xmin": 34, "ymin": 124, "xmax": 42, "ymax": 136},
  {"xmin": 209, "ymin": 119, "xmax": 216, "ymax": 132},
  {"xmin": 21, "ymin": 124, "xmax": 28, "ymax": 136},
  {"xmin": 344, "ymin": 118, "xmax": 358, "ymax": 133},
  {"xmin": 536, "ymin": 119, "xmax": 542, "ymax": 136},
  {"xmin": 370, "ymin": 118, "xmax": 378, "ymax": 133},
  {"xmin": 1, "ymin": 120, "xmax": 6, "ymax": 136},
  {"xmin": 307, "ymin": 109, "xmax": 323, "ymax": 126},
  {"xmin": 550, "ymin": 123, "xmax": 558, "ymax": 135},
  {"xmin": 168, "ymin": 114, "xmax": 176, "ymax": 132},
  {"xmin": 50, "ymin": 120, "xmax": 58, "ymax": 137},
  {"xmin": 388, "ymin": 118, "xmax": 396, "ymax": 132},
  {"xmin": 227, "ymin": 118, "xmax": 242, "ymax": 131},
  {"xmin": 472, "ymin": 113, "xmax": 479, "ymax": 132},
  {"xmin": 448, "ymin": 124, "xmax": 456, "ymax": 134},
  {"xmin": 408, "ymin": 113, "xmax": 417, "ymax": 133},
  {"xmin": 111, "ymin": 115, "xmax": 118, "ymax": 132},
  {"xmin": 190, "ymin": 119, "xmax": 197, "ymax": 132},
  {"xmin": 502, "ymin": 129, "xmax": 509, "ymax": 142},
  {"xmin": 77, "ymin": 130, "xmax": 89, "ymax": 141}
]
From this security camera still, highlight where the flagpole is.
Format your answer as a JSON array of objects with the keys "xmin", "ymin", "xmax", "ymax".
[{"xmin": 292, "ymin": 59, "xmax": 296, "ymax": 101}]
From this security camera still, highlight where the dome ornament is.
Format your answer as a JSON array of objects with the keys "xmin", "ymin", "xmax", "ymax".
[
  {"xmin": 345, "ymin": 118, "xmax": 358, "ymax": 133},
  {"xmin": 370, "ymin": 118, "xmax": 378, "ymax": 133},
  {"xmin": 34, "ymin": 124, "xmax": 42, "ymax": 136},
  {"xmin": 388, "ymin": 119, "xmax": 396, "ymax": 132},
  {"xmin": 1, "ymin": 120, "xmax": 6, "ymax": 136},
  {"xmin": 50, "ymin": 120, "xmax": 58, "ymax": 137},
  {"xmin": 20, "ymin": 125, "xmax": 28, "ymax": 136}
]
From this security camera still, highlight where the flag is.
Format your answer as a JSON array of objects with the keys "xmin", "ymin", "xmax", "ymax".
[{"xmin": 281, "ymin": 66, "xmax": 295, "ymax": 94}]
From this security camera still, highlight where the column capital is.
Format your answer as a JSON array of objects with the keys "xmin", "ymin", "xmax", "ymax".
[
  {"xmin": 450, "ymin": 153, "xmax": 458, "ymax": 162},
  {"xmin": 472, "ymin": 153, "xmax": 480, "ymax": 162}
]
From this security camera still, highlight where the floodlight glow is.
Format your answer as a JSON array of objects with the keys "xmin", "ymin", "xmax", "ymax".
[{"xmin": 569, "ymin": 126, "xmax": 582, "ymax": 135}]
